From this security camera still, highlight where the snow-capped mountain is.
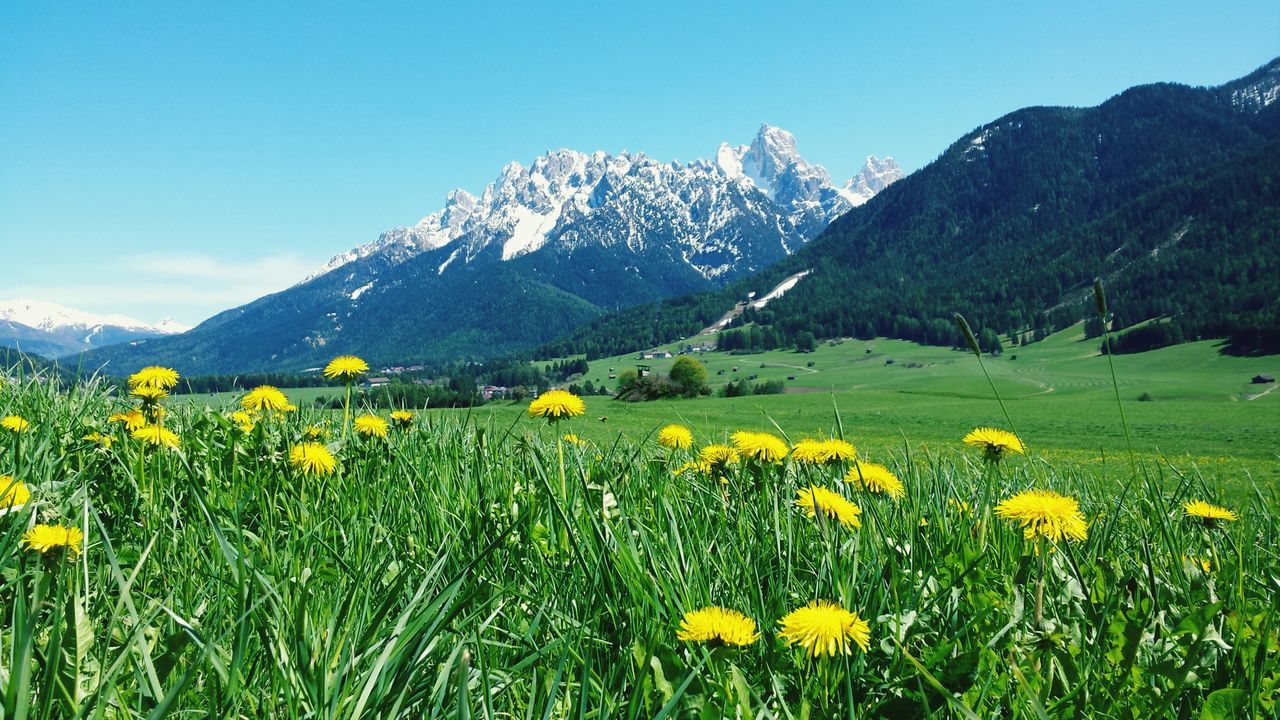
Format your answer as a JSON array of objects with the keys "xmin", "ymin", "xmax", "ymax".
[
  {"xmin": 308, "ymin": 124, "xmax": 901, "ymax": 283},
  {"xmin": 83, "ymin": 125, "xmax": 900, "ymax": 374},
  {"xmin": 0, "ymin": 299, "xmax": 188, "ymax": 357}
]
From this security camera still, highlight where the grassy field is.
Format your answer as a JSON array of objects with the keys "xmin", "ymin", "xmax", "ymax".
[
  {"xmin": 457, "ymin": 326, "xmax": 1280, "ymax": 497},
  {"xmin": 0, "ymin": 358, "xmax": 1276, "ymax": 717}
]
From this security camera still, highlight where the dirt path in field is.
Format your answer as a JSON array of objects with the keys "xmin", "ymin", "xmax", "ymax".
[
  {"xmin": 763, "ymin": 362, "xmax": 819, "ymax": 374},
  {"xmin": 1245, "ymin": 384, "xmax": 1278, "ymax": 401}
]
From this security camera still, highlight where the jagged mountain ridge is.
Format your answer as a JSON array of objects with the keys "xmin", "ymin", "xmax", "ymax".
[
  {"xmin": 538, "ymin": 58, "xmax": 1280, "ymax": 360},
  {"xmin": 0, "ymin": 299, "xmax": 187, "ymax": 357},
  {"xmin": 307, "ymin": 125, "xmax": 899, "ymax": 282},
  {"xmin": 82, "ymin": 126, "xmax": 900, "ymax": 374}
]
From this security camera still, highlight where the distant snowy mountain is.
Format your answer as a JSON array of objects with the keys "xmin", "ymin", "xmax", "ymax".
[
  {"xmin": 306, "ymin": 124, "xmax": 900, "ymax": 283},
  {"xmin": 83, "ymin": 125, "xmax": 901, "ymax": 374},
  {"xmin": 0, "ymin": 299, "xmax": 188, "ymax": 357}
]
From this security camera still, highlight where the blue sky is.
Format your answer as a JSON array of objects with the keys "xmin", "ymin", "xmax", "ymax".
[{"xmin": 2, "ymin": 1, "xmax": 1276, "ymax": 326}]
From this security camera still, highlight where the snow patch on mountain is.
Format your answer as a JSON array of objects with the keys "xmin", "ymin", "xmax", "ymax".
[
  {"xmin": 0, "ymin": 298, "xmax": 188, "ymax": 335},
  {"xmin": 751, "ymin": 270, "xmax": 811, "ymax": 309},
  {"xmin": 304, "ymin": 124, "xmax": 901, "ymax": 286}
]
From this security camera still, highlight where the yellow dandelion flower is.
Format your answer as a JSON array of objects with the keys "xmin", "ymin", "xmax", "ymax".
[
  {"xmin": 562, "ymin": 432, "xmax": 587, "ymax": 446},
  {"xmin": 2, "ymin": 415, "xmax": 31, "ymax": 433},
  {"xmin": 528, "ymin": 389, "xmax": 585, "ymax": 421},
  {"xmin": 699, "ymin": 444, "xmax": 740, "ymax": 467},
  {"xmin": 731, "ymin": 430, "xmax": 789, "ymax": 463},
  {"xmin": 948, "ymin": 498, "xmax": 972, "ymax": 515},
  {"xmin": 1, "ymin": 476, "xmax": 31, "ymax": 509},
  {"xmin": 229, "ymin": 411, "xmax": 256, "ymax": 433},
  {"xmin": 303, "ymin": 424, "xmax": 329, "ymax": 441},
  {"xmin": 127, "ymin": 366, "xmax": 179, "ymax": 390},
  {"xmin": 353, "ymin": 414, "xmax": 389, "ymax": 439},
  {"xmin": 130, "ymin": 385, "xmax": 169, "ymax": 404},
  {"xmin": 676, "ymin": 606, "xmax": 759, "ymax": 646},
  {"xmin": 657, "ymin": 424, "xmax": 693, "ymax": 450},
  {"xmin": 962, "ymin": 427, "xmax": 1026, "ymax": 462},
  {"xmin": 795, "ymin": 485, "xmax": 862, "ymax": 529},
  {"xmin": 821, "ymin": 439, "xmax": 857, "ymax": 463},
  {"xmin": 790, "ymin": 439, "xmax": 828, "ymax": 465},
  {"xmin": 290, "ymin": 442, "xmax": 337, "ymax": 476},
  {"xmin": 241, "ymin": 385, "xmax": 290, "ymax": 413},
  {"xmin": 22, "ymin": 524, "xmax": 83, "ymax": 558},
  {"xmin": 778, "ymin": 600, "xmax": 871, "ymax": 657},
  {"xmin": 323, "ymin": 355, "xmax": 369, "ymax": 381},
  {"xmin": 844, "ymin": 461, "xmax": 905, "ymax": 500},
  {"xmin": 132, "ymin": 425, "xmax": 180, "ymax": 448},
  {"xmin": 83, "ymin": 431, "xmax": 113, "ymax": 449},
  {"xmin": 109, "ymin": 410, "xmax": 147, "ymax": 431},
  {"xmin": 794, "ymin": 438, "xmax": 857, "ymax": 464},
  {"xmin": 1182, "ymin": 500, "xmax": 1238, "ymax": 525},
  {"xmin": 390, "ymin": 410, "xmax": 414, "ymax": 429},
  {"xmin": 672, "ymin": 460, "xmax": 713, "ymax": 477},
  {"xmin": 995, "ymin": 489, "xmax": 1088, "ymax": 543}
]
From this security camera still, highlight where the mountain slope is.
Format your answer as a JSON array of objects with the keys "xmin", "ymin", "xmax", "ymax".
[
  {"xmin": 81, "ymin": 126, "xmax": 900, "ymax": 374},
  {"xmin": 0, "ymin": 299, "xmax": 188, "ymax": 357},
  {"xmin": 539, "ymin": 58, "xmax": 1280, "ymax": 359}
]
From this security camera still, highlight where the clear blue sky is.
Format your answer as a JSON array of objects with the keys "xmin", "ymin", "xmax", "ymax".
[{"xmin": 2, "ymin": 1, "xmax": 1276, "ymax": 326}]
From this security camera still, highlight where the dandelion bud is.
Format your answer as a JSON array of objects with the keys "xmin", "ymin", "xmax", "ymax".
[
  {"xmin": 954, "ymin": 313, "xmax": 981, "ymax": 357},
  {"xmin": 1093, "ymin": 278, "xmax": 1108, "ymax": 319}
]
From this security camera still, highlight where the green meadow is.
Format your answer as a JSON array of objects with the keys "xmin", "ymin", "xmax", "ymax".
[
  {"xmin": 1, "ymin": 343, "xmax": 1277, "ymax": 717},
  {"xmin": 440, "ymin": 325, "xmax": 1279, "ymax": 497}
]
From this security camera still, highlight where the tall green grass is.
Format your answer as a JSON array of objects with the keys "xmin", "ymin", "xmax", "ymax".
[{"xmin": 0, "ymin": 364, "xmax": 1275, "ymax": 717}]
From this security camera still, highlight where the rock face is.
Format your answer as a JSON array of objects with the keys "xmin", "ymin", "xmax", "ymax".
[{"xmin": 83, "ymin": 125, "xmax": 900, "ymax": 374}]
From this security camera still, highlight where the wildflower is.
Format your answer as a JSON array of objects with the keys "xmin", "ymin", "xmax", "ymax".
[
  {"xmin": 303, "ymin": 424, "xmax": 329, "ymax": 441},
  {"xmin": 672, "ymin": 460, "xmax": 713, "ymax": 477},
  {"xmin": 778, "ymin": 600, "xmax": 871, "ymax": 657},
  {"xmin": 562, "ymin": 432, "xmax": 587, "ymax": 446},
  {"xmin": 128, "ymin": 366, "xmax": 179, "ymax": 390},
  {"xmin": 22, "ymin": 524, "xmax": 83, "ymax": 558},
  {"xmin": 657, "ymin": 424, "xmax": 693, "ymax": 450},
  {"xmin": 2, "ymin": 415, "xmax": 31, "ymax": 433},
  {"xmin": 353, "ymin": 414, "xmax": 389, "ymax": 439},
  {"xmin": 995, "ymin": 489, "xmax": 1088, "ymax": 543},
  {"xmin": 699, "ymin": 444, "xmax": 739, "ymax": 467},
  {"xmin": 794, "ymin": 438, "xmax": 857, "ymax": 465},
  {"xmin": 83, "ymin": 431, "xmax": 114, "ymax": 449},
  {"xmin": 676, "ymin": 606, "xmax": 759, "ymax": 646},
  {"xmin": 323, "ymin": 355, "xmax": 369, "ymax": 381},
  {"xmin": 109, "ymin": 410, "xmax": 147, "ymax": 431},
  {"xmin": 731, "ymin": 430, "xmax": 789, "ymax": 463},
  {"xmin": 132, "ymin": 425, "xmax": 180, "ymax": 448},
  {"xmin": 390, "ymin": 410, "xmax": 414, "ymax": 429},
  {"xmin": 528, "ymin": 389, "xmax": 585, "ymax": 421},
  {"xmin": 795, "ymin": 485, "xmax": 862, "ymax": 529},
  {"xmin": 229, "ymin": 411, "xmax": 255, "ymax": 433},
  {"xmin": 1, "ymin": 476, "xmax": 30, "ymax": 509},
  {"xmin": 948, "ymin": 498, "xmax": 972, "ymax": 515},
  {"xmin": 844, "ymin": 461, "xmax": 905, "ymax": 500},
  {"xmin": 821, "ymin": 439, "xmax": 857, "ymax": 463},
  {"xmin": 963, "ymin": 427, "xmax": 1026, "ymax": 462},
  {"xmin": 290, "ymin": 442, "xmax": 337, "ymax": 476},
  {"xmin": 790, "ymin": 439, "xmax": 828, "ymax": 465},
  {"xmin": 130, "ymin": 386, "xmax": 169, "ymax": 404},
  {"xmin": 1183, "ymin": 500, "xmax": 1238, "ymax": 526},
  {"xmin": 241, "ymin": 385, "xmax": 290, "ymax": 413}
]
